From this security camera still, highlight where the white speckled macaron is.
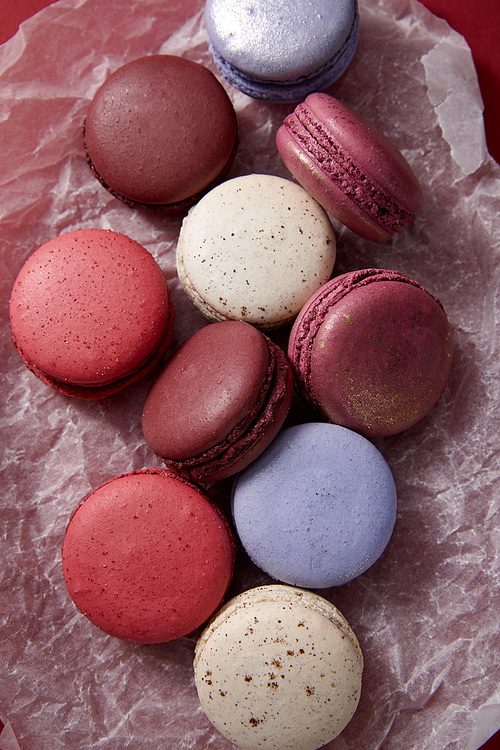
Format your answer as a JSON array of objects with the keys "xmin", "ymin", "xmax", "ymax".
[
  {"xmin": 194, "ymin": 584, "xmax": 363, "ymax": 750},
  {"xmin": 176, "ymin": 174, "xmax": 336, "ymax": 330}
]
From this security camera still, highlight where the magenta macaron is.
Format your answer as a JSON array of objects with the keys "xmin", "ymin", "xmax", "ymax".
[
  {"xmin": 277, "ymin": 93, "xmax": 423, "ymax": 241},
  {"xmin": 9, "ymin": 228, "xmax": 174, "ymax": 399},
  {"xmin": 142, "ymin": 321, "xmax": 293, "ymax": 482},
  {"xmin": 62, "ymin": 469, "xmax": 236, "ymax": 643},
  {"xmin": 288, "ymin": 269, "xmax": 453, "ymax": 437},
  {"xmin": 84, "ymin": 55, "xmax": 238, "ymax": 211}
]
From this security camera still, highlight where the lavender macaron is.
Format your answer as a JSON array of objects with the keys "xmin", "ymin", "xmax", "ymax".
[
  {"xmin": 232, "ymin": 422, "xmax": 397, "ymax": 588},
  {"xmin": 205, "ymin": 0, "xmax": 359, "ymax": 102}
]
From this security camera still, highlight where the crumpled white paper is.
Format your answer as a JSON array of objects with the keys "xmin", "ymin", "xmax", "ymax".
[{"xmin": 1, "ymin": 0, "xmax": 499, "ymax": 749}]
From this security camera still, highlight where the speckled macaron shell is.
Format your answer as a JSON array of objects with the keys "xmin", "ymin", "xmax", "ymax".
[
  {"xmin": 142, "ymin": 321, "xmax": 293, "ymax": 482},
  {"xmin": 62, "ymin": 469, "xmax": 236, "ymax": 643},
  {"xmin": 194, "ymin": 584, "xmax": 363, "ymax": 750},
  {"xmin": 84, "ymin": 55, "xmax": 237, "ymax": 210},
  {"xmin": 205, "ymin": 0, "xmax": 359, "ymax": 102},
  {"xmin": 232, "ymin": 423, "xmax": 397, "ymax": 588},
  {"xmin": 9, "ymin": 228, "xmax": 174, "ymax": 399},
  {"xmin": 288, "ymin": 269, "xmax": 453, "ymax": 437},
  {"xmin": 277, "ymin": 93, "xmax": 423, "ymax": 241},
  {"xmin": 176, "ymin": 174, "xmax": 336, "ymax": 330}
]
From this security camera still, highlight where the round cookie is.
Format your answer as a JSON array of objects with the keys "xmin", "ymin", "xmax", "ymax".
[
  {"xmin": 205, "ymin": 0, "xmax": 359, "ymax": 102},
  {"xmin": 176, "ymin": 174, "xmax": 336, "ymax": 329},
  {"xmin": 142, "ymin": 321, "xmax": 293, "ymax": 482},
  {"xmin": 9, "ymin": 228, "xmax": 174, "ymax": 399},
  {"xmin": 288, "ymin": 268, "xmax": 453, "ymax": 436},
  {"xmin": 232, "ymin": 423, "xmax": 397, "ymax": 588},
  {"xmin": 194, "ymin": 584, "xmax": 363, "ymax": 750},
  {"xmin": 62, "ymin": 469, "xmax": 236, "ymax": 643},
  {"xmin": 84, "ymin": 54, "xmax": 238, "ymax": 211}
]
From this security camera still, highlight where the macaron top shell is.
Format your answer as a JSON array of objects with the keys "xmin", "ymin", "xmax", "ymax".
[
  {"xmin": 205, "ymin": 0, "xmax": 356, "ymax": 82},
  {"xmin": 84, "ymin": 55, "xmax": 237, "ymax": 209},
  {"xmin": 232, "ymin": 422, "xmax": 397, "ymax": 588},
  {"xmin": 176, "ymin": 174, "xmax": 336, "ymax": 329},
  {"xmin": 9, "ymin": 228, "xmax": 172, "ymax": 390},
  {"xmin": 194, "ymin": 584, "xmax": 363, "ymax": 750},
  {"xmin": 289, "ymin": 269, "xmax": 452, "ymax": 437},
  {"xmin": 277, "ymin": 93, "xmax": 423, "ymax": 241},
  {"xmin": 62, "ymin": 469, "xmax": 236, "ymax": 643},
  {"xmin": 143, "ymin": 322, "xmax": 272, "ymax": 459}
]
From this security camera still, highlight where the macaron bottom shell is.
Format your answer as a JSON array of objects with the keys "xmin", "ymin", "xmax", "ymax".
[{"xmin": 194, "ymin": 585, "xmax": 363, "ymax": 750}]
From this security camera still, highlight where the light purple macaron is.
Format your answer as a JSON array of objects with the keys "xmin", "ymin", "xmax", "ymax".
[
  {"xmin": 205, "ymin": 0, "xmax": 359, "ymax": 102},
  {"xmin": 232, "ymin": 422, "xmax": 397, "ymax": 588}
]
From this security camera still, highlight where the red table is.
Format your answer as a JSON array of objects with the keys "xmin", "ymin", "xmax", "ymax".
[{"xmin": 1, "ymin": 2, "xmax": 499, "ymax": 749}]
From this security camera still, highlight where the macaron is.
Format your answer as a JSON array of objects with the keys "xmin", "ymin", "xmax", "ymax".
[
  {"xmin": 205, "ymin": 0, "xmax": 359, "ymax": 102},
  {"xmin": 232, "ymin": 423, "xmax": 397, "ymax": 588},
  {"xmin": 288, "ymin": 268, "xmax": 453, "ymax": 437},
  {"xmin": 62, "ymin": 469, "xmax": 236, "ymax": 643},
  {"xmin": 176, "ymin": 174, "xmax": 337, "ymax": 330},
  {"xmin": 9, "ymin": 228, "xmax": 174, "ymax": 399},
  {"xmin": 84, "ymin": 54, "xmax": 238, "ymax": 211},
  {"xmin": 276, "ymin": 93, "xmax": 423, "ymax": 241},
  {"xmin": 194, "ymin": 584, "xmax": 363, "ymax": 750},
  {"xmin": 142, "ymin": 321, "xmax": 293, "ymax": 482}
]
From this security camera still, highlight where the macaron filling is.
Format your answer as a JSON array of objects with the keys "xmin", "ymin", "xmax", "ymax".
[{"xmin": 284, "ymin": 103, "xmax": 414, "ymax": 234}]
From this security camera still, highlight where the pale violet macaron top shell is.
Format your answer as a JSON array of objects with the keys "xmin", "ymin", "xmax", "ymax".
[
  {"xmin": 176, "ymin": 174, "xmax": 336, "ymax": 330},
  {"xmin": 205, "ymin": 0, "xmax": 360, "ymax": 102},
  {"xmin": 232, "ymin": 423, "xmax": 397, "ymax": 588},
  {"xmin": 194, "ymin": 584, "xmax": 363, "ymax": 750}
]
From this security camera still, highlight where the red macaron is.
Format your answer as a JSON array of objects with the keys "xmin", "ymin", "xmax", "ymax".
[
  {"xmin": 62, "ymin": 468, "xmax": 236, "ymax": 643},
  {"xmin": 9, "ymin": 228, "xmax": 174, "ymax": 398},
  {"xmin": 142, "ymin": 321, "xmax": 294, "ymax": 482},
  {"xmin": 84, "ymin": 54, "xmax": 238, "ymax": 211},
  {"xmin": 288, "ymin": 269, "xmax": 453, "ymax": 437},
  {"xmin": 277, "ymin": 93, "xmax": 423, "ymax": 242}
]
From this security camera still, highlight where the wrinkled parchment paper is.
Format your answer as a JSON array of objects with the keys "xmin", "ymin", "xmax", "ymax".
[{"xmin": 1, "ymin": 1, "xmax": 499, "ymax": 748}]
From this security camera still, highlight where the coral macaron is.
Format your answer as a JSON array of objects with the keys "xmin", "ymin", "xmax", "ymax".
[
  {"xmin": 142, "ymin": 321, "xmax": 293, "ymax": 482},
  {"xmin": 62, "ymin": 469, "xmax": 236, "ymax": 643},
  {"xmin": 277, "ymin": 93, "xmax": 423, "ymax": 241},
  {"xmin": 9, "ymin": 228, "xmax": 174, "ymax": 398},
  {"xmin": 84, "ymin": 55, "xmax": 238, "ymax": 211},
  {"xmin": 288, "ymin": 269, "xmax": 453, "ymax": 437}
]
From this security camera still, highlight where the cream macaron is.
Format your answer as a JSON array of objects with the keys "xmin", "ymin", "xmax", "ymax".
[
  {"xmin": 194, "ymin": 584, "xmax": 363, "ymax": 750},
  {"xmin": 176, "ymin": 174, "xmax": 336, "ymax": 330}
]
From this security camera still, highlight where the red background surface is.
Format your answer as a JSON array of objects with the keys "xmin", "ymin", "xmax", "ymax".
[{"xmin": 1, "ymin": 2, "xmax": 499, "ymax": 749}]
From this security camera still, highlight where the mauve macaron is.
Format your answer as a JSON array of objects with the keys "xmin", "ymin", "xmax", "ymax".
[
  {"xmin": 194, "ymin": 584, "xmax": 363, "ymax": 749},
  {"xmin": 288, "ymin": 269, "xmax": 453, "ymax": 437},
  {"xmin": 205, "ymin": 0, "xmax": 359, "ymax": 102},
  {"xmin": 232, "ymin": 423, "xmax": 397, "ymax": 588},
  {"xmin": 62, "ymin": 469, "xmax": 236, "ymax": 643},
  {"xmin": 277, "ymin": 93, "xmax": 423, "ymax": 241},
  {"xmin": 9, "ymin": 228, "xmax": 174, "ymax": 399},
  {"xmin": 176, "ymin": 174, "xmax": 337, "ymax": 330},
  {"xmin": 142, "ymin": 321, "xmax": 293, "ymax": 482},
  {"xmin": 84, "ymin": 54, "xmax": 238, "ymax": 211}
]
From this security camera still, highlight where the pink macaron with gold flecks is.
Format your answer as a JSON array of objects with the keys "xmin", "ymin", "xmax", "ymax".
[
  {"xmin": 277, "ymin": 93, "xmax": 423, "ymax": 242},
  {"xmin": 9, "ymin": 228, "xmax": 174, "ymax": 398},
  {"xmin": 288, "ymin": 269, "xmax": 452, "ymax": 437}
]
